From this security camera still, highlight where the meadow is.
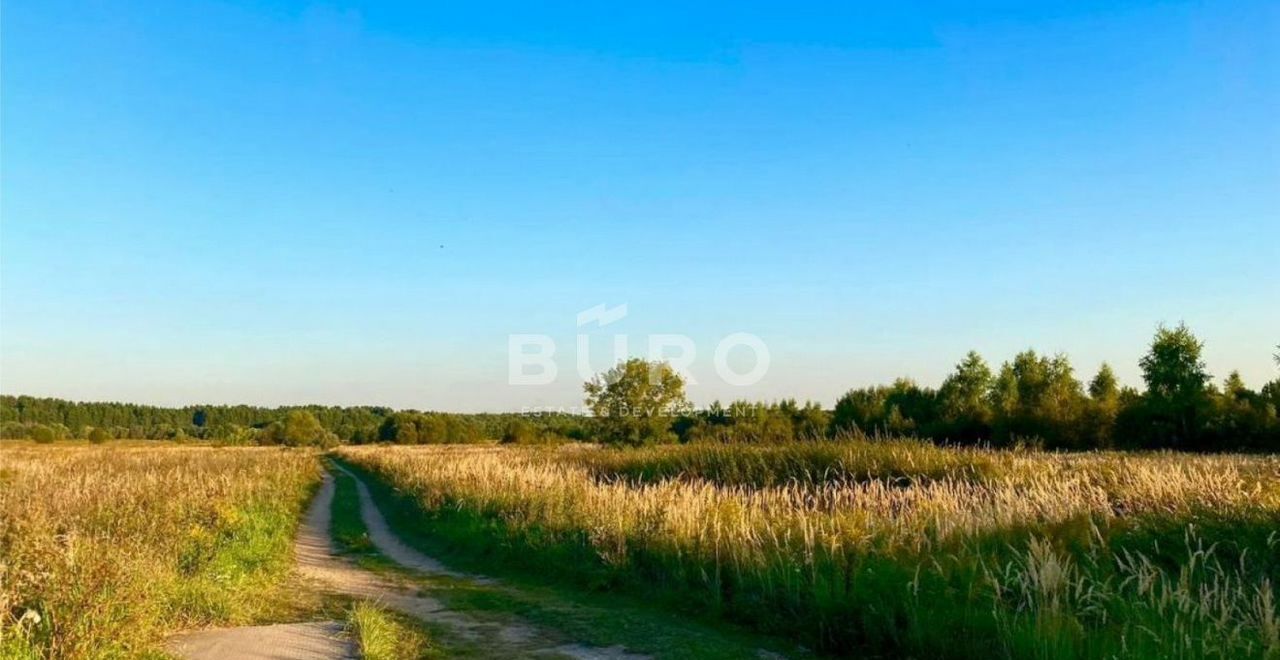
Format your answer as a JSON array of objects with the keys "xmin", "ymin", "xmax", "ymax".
[
  {"xmin": 338, "ymin": 441, "xmax": 1280, "ymax": 659},
  {"xmin": 0, "ymin": 445, "xmax": 321, "ymax": 658},
  {"xmin": 2, "ymin": 440, "xmax": 1276, "ymax": 659}
]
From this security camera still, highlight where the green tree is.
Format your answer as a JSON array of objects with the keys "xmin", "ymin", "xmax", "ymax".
[
  {"xmin": 31, "ymin": 424, "xmax": 55, "ymax": 444},
  {"xmin": 210, "ymin": 423, "xmax": 256, "ymax": 446},
  {"xmin": 832, "ymin": 380, "xmax": 935, "ymax": 439},
  {"xmin": 1088, "ymin": 363, "xmax": 1119, "ymax": 401},
  {"xmin": 990, "ymin": 351, "xmax": 1086, "ymax": 448},
  {"xmin": 256, "ymin": 409, "xmax": 335, "ymax": 445},
  {"xmin": 726, "ymin": 401, "xmax": 796, "ymax": 443},
  {"xmin": 935, "ymin": 351, "xmax": 994, "ymax": 442},
  {"xmin": 788, "ymin": 400, "xmax": 831, "ymax": 439},
  {"xmin": 1083, "ymin": 363, "xmax": 1121, "ymax": 448},
  {"xmin": 376, "ymin": 412, "xmax": 482, "ymax": 444},
  {"xmin": 378, "ymin": 412, "xmax": 420, "ymax": 444},
  {"xmin": 87, "ymin": 427, "xmax": 110, "ymax": 444},
  {"xmin": 1138, "ymin": 323, "xmax": 1211, "ymax": 448},
  {"xmin": 832, "ymin": 387, "xmax": 890, "ymax": 435},
  {"xmin": 584, "ymin": 359, "xmax": 689, "ymax": 446},
  {"xmin": 419, "ymin": 415, "xmax": 448, "ymax": 443},
  {"xmin": 279, "ymin": 410, "xmax": 331, "ymax": 447},
  {"xmin": 1206, "ymin": 372, "xmax": 1278, "ymax": 450},
  {"xmin": 1222, "ymin": 371, "xmax": 1248, "ymax": 398},
  {"xmin": 500, "ymin": 418, "xmax": 539, "ymax": 444}
]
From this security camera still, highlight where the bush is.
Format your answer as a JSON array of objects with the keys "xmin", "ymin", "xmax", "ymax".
[
  {"xmin": 501, "ymin": 419, "xmax": 537, "ymax": 444},
  {"xmin": 30, "ymin": 425, "xmax": 55, "ymax": 444},
  {"xmin": 0, "ymin": 422, "xmax": 29, "ymax": 439},
  {"xmin": 678, "ymin": 399, "xmax": 829, "ymax": 444},
  {"xmin": 377, "ymin": 412, "xmax": 484, "ymax": 444},
  {"xmin": 87, "ymin": 427, "xmax": 110, "ymax": 444}
]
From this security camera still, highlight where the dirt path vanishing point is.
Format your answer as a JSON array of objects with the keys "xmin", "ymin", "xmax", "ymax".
[
  {"xmin": 170, "ymin": 468, "xmax": 647, "ymax": 660},
  {"xmin": 327, "ymin": 463, "xmax": 474, "ymax": 580}
]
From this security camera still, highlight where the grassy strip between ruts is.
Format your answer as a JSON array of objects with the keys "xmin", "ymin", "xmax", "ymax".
[
  {"xmin": 326, "ymin": 464, "xmax": 806, "ymax": 659},
  {"xmin": 346, "ymin": 601, "xmax": 433, "ymax": 660}
]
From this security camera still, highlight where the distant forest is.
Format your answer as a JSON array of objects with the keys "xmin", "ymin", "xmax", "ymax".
[
  {"xmin": 2, "ymin": 324, "xmax": 1277, "ymax": 452},
  {"xmin": 0, "ymin": 397, "xmax": 587, "ymax": 446}
]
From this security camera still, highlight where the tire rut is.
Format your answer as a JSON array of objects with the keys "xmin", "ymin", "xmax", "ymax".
[
  {"xmin": 168, "ymin": 470, "xmax": 646, "ymax": 659},
  {"xmin": 304, "ymin": 468, "xmax": 648, "ymax": 659}
]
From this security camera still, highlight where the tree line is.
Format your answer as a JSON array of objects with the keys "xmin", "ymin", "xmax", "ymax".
[
  {"xmin": 821, "ymin": 324, "xmax": 1278, "ymax": 451},
  {"xmin": 587, "ymin": 324, "xmax": 1279, "ymax": 451},
  {"xmin": 3, "ymin": 324, "xmax": 1276, "ymax": 451},
  {"xmin": 0, "ymin": 396, "xmax": 589, "ymax": 446}
]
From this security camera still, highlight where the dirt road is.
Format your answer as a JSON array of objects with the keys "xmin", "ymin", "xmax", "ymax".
[{"xmin": 169, "ymin": 468, "xmax": 646, "ymax": 659}]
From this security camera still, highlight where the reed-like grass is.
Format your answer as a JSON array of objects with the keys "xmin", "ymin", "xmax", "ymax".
[
  {"xmin": 0, "ymin": 444, "xmax": 321, "ymax": 658},
  {"xmin": 338, "ymin": 442, "xmax": 1280, "ymax": 658},
  {"xmin": 562, "ymin": 438, "xmax": 1013, "ymax": 487}
]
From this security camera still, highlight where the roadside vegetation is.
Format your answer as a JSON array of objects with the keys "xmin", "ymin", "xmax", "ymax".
[
  {"xmin": 327, "ymin": 463, "xmax": 803, "ymax": 658},
  {"xmin": 0, "ymin": 446, "xmax": 321, "ymax": 658},
  {"xmin": 337, "ymin": 443, "xmax": 1280, "ymax": 658}
]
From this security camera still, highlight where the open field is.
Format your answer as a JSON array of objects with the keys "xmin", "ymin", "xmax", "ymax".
[
  {"xmin": 7, "ymin": 1, "xmax": 1277, "ymax": 656},
  {"xmin": 337, "ymin": 441, "xmax": 1280, "ymax": 659},
  {"xmin": 0, "ymin": 444, "xmax": 793, "ymax": 659},
  {"xmin": 0, "ymin": 445, "xmax": 322, "ymax": 657},
  {"xmin": 3, "ymin": 441, "xmax": 1276, "ymax": 658}
]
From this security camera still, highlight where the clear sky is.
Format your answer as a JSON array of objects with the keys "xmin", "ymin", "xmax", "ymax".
[{"xmin": 2, "ymin": 0, "xmax": 1277, "ymax": 411}]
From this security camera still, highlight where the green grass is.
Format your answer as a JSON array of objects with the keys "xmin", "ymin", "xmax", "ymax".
[
  {"xmin": 163, "ymin": 496, "xmax": 319, "ymax": 626},
  {"xmin": 326, "ymin": 465, "xmax": 807, "ymax": 659},
  {"xmin": 0, "ymin": 447, "xmax": 326, "ymax": 658},
  {"xmin": 347, "ymin": 601, "xmax": 433, "ymax": 660},
  {"xmin": 330, "ymin": 468, "xmax": 376, "ymax": 555},
  {"xmin": 336, "ymin": 445, "xmax": 1280, "ymax": 659}
]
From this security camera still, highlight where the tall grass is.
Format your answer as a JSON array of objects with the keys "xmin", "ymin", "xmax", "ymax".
[
  {"xmin": 562, "ymin": 438, "xmax": 1012, "ymax": 487},
  {"xmin": 338, "ymin": 442, "xmax": 1280, "ymax": 658},
  {"xmin": 0, "ymin": 445, "xmax": 321, "ymax": 658}
]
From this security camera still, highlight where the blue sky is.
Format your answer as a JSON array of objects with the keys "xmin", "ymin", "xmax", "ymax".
[{"xmin": 2, "ymin": 0, "xmax": 1277, "ymax": 411}]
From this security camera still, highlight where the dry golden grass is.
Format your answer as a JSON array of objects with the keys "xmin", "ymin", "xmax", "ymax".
[
  {"xmin": 338, "ymin": 442, "xmax": 1280, "ymax": 658},
  {"xmin": 0, "ymin": 444, "xmax": 321, "ymax": 658}
]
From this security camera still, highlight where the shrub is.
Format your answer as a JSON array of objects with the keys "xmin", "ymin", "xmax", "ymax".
[
  {"xmin": 501, "ymin": 419, "xmax": 540, "ymax": 444},
  {"xmin": 30, "ymin": 425, "xmax": 55, "ymax": 444},
  {"xmin": 0, "ymin": 421, "xmax": 30, "ymax": 439},
  {"xmin": 377, "ymin": 411, "xmax": 484, "ymax": 444}
]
